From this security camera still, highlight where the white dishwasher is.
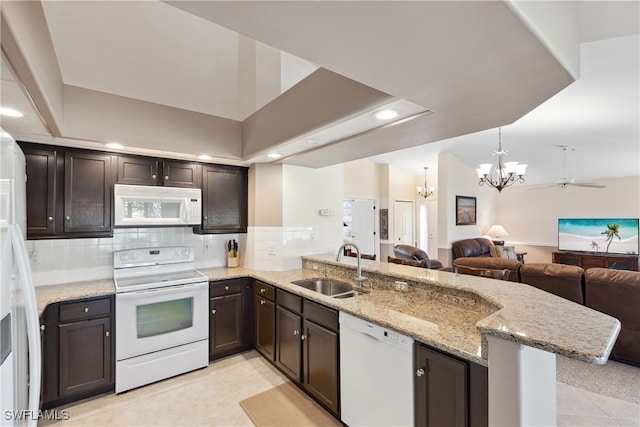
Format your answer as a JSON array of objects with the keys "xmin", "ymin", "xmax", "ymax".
[{"xmin": 339, "ymin": 311, "xmax": 414, "ymax": 427}]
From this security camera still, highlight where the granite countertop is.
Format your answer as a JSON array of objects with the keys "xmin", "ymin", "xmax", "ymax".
[{"xmin": 35, "ymin": 255, "xmax": 621, "ymax": 367}]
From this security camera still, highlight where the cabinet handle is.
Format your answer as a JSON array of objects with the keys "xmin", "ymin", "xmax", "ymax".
[
  {"xmin": 204, "ymin": 216, "xmax": 208, "ymax": 220},
  {"xmin": 300, "ymin": 334, "xmax": 307, "ymax": 340},
  {"xmin": 416, "ymin": 368, "xmax": 425, "ymax": 377},
  {"xmin": 260, "ymin": 288, "xmax": 266, "ymax": 294},
  {"xmin": 293, "ymin": 329, "xmax": 299, "ymax": 335},
  {"xmin": 224, "ymin": 286, "xmax": 229, "ymax": 291},
  {"xmin": 211, "ymin": 309, "xmax": 217, "ymax": 315},
  {"xmin": 152, "ymin": 174, "xmax": 157, "ymax": 179},
  {"xmin": 84, "ymin": 307, "xmax": 89, "ymax": 313},
  {"xmin": 260, "ymin": 300, "xmax": 265, "ymax": 305},
  {"xmin": 40, "ymin": 325, "xmax": 45, "ymax": 331},
  {"xmin": 66, "ymin": 216, "xmax": 71, "ymax": 221},
  {"xmin": 164, "ymin": 175, "xmax": 169, "ymax": 181},
  {"xmin": 48, "ymin": 216, "xmax": 54, "ymax": 222},
  {"xmin": 105, "ymin": 331, "xmax": 110, "ymax": 337}
]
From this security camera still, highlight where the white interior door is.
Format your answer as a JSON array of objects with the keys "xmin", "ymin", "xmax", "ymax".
[
  {"xmin": 350, "ymin": 199, "xmax": 375, "ymax": 255},
  {"xmin": 417, "ymin": 200, "xmax": 428, "ymax": 252},
  {"xmin": 394, "ymin": 201, "xmax": 413, "ymax": 246}
]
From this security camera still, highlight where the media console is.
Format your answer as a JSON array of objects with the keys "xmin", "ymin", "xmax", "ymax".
[{"xmin": 552, "ymin": 251, "xmax": 639, "ymax": 271}]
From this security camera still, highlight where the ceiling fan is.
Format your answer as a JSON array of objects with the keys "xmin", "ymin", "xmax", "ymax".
[{"xmin": 553, "ymin": 145, "xmax": 605, "ymax": 189}]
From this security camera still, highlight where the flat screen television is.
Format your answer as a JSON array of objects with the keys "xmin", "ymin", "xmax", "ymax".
[{"xmin": 558, "ymin": 218, "xmax": 639, "ymax": 255}]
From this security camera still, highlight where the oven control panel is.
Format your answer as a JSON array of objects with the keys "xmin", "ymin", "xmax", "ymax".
[{"xmin": 114, "ymin": 246, "xmax": 194, "ymax": 269}]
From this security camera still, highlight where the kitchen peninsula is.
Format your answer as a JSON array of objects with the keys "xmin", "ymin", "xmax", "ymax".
[{"xmin": 36, "ymin": 254, "xmax": 620, "ymax": 426}]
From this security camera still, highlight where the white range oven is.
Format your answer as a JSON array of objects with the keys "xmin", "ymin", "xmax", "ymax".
[{"xmin": 113, "ymin": 246, "xmax": 209, "ymax": 393}]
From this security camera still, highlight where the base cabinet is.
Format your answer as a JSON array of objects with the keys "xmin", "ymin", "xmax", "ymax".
[
  {"xmin": 414, "ymin": 343, "xmax": 488, "ymax": 427},
  {"xmin": 273, "ymin": 289, "xmax": 340, "ymax": 417},
  {"xmin": 41, "ymin": 296, "xmax": 114, "ymax": 409},
  {"xmin": 254, "ymin": 281, "xmax": 276, "ymax": 361},
  {"xmin": 209, "ymin": 279, "xmax": 251, "ymax": 360}
]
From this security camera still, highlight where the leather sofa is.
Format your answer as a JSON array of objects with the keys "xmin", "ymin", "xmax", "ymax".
[
  {"xmin": 585, "ymin": 268, "xmax": 640, "ymax": 367},
  {"xmin": 453, "ymin": 257, "xmax": 522, "ymax": 282},
  {"xmin": 520, "ymin": 263, "xmax": 585, "ymax": 304},
  {"xmin": 451, "ymin": 237, "xmax": 494, "ymax": 260},
  {"xmin": 393, "ymin": 245, "xmax": 443, "ymax": 269}
]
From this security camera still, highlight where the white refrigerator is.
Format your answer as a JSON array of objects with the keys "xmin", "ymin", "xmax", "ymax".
[{"xmin": 0, "ymin": 130, "xmax": 41, "ymax": 427}]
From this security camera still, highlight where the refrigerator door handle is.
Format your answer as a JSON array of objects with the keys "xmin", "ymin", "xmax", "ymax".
[{"xmin": 10, "ymin": 224, "xmax": 41, "ymax": 427}]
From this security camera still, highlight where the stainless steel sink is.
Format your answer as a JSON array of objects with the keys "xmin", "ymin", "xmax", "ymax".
[{"xmin": 291, "ymin": 278, "xmax": 358, "ymax": 298}]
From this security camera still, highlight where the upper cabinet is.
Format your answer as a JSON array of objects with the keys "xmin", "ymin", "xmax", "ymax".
[
  {"xmin": 197, "ymin": 164, "xmax": 248, "ymax": 234},
  {"xmin": 116, "ymin": 155, "xmax": 201, "ymax": 188},
  {"xmin": 21, "ymin": 142, "xmax": 115, "ymax": 239}
]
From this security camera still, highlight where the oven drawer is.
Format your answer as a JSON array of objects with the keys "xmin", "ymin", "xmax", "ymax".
[
  {"xmin": 210, "ymin": 279, "xmax": 243, "ymax": 297},
  {"xmin": 254, "ymin": 281, "xmax": 275, "ymax": 301},
  {"xmin": 59, "ymin": 297, "xmax": 112, "ymax": 323}
]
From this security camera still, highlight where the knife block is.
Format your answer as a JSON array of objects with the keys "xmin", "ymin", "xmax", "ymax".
[{"xmin": 227, "ymin": 253, "xmax": 239, "ymax": 268}]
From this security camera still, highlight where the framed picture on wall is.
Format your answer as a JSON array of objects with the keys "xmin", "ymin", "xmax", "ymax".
[{"xmin": 456, "ymin": 196, "xmax": 477, "ymax": 225}]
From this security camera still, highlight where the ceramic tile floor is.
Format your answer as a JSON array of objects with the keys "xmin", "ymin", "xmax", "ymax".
[{"xmin": 41, "ymin": 350, "xmax": 639, "ymax": 427}]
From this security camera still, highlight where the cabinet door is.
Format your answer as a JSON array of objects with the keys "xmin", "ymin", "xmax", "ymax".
[
  {"xmin": 162, "ymin": 160, "xmax": 201, "ymax": 188},
  {"xmin": 201, "ymin": 165, "xmax": 248, "ymax": 233},
  {"xmin": 116, "ymin": 155, "xmax": 160, "ymax": 186},
  {"xmin": 254, "ymin": 294, "xmax": 275, "ymax": 361},
  {"xmin": 415, "ymin": 344, "xmax": 468, "ymax": 427},
  {"xmin": 275, "ymin": 306, "xmax": 302, "ymax": 382},
  {"xmin": 64, "ymin": 151, "xmax": 114, "ymax": 234},
  {"xmin": 210, "ymin": 293, "xmax": 243, "ymax": 357},
  {"xmin": 58, "ymin": 317, "xmax": 112, "ymax": 398},
  {"xmin": 23, "ymin": 146, "xmax": 59, "ymax": 237},
  {"xmin": 302, "ymin": 319, "xmax": 339, "ymax": 415}
]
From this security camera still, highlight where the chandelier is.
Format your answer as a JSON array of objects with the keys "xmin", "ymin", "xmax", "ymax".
[
  {"xmin": 476, "ymin": 128, "xmax": 527, "ymax": 192},
  {"xmin": 417, "ymin": 166, "xmax": 435, "ymax": 199}
]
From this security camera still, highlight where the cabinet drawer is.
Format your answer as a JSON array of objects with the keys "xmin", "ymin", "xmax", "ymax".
[
  {"xmin": 276, "ymin": 289, "xmax": 302, "ymax": 313},
  {"xmin": 254, "ymin": 281, "xmax": 275, "ymax": 301},
  {"xmin": 210, "ymin": 279, "xmax": 243, "ymax": 297},
  {"xmin": 303, "ymin": 299, "xmax": 338, "ymax": 331},
  {"xmin": 59, "ymin": 297, "xmax": 112, "ymax": 323}
]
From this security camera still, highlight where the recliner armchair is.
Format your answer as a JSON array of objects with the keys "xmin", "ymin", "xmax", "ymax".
[{"xmin": 393, "ymin": 245, "xmax": 443, "ymax": 269}]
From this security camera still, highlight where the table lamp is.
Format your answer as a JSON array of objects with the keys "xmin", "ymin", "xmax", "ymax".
[{"xmin": 487, "ymin": 224, "xmax": 509, "ymax": 246}]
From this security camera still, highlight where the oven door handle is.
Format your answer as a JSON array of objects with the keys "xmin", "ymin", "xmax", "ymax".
[{"xmin": 116, "ymin": 281, "xmax": 208, "ymax": 300}]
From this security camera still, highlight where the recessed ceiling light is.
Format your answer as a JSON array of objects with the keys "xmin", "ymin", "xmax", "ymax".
[
  {"xmin": 373, "ymin": 109, "xmax": 400, "ymax": 121},
  {"xmin": 2, "ymin": 131, "xmax": 11, "ymax": 138},
  {"xmin": 303, "ymin": 138, "xmax": 320, "ymax": 145},
  {"xmin": 267, "ymin": 153, "xmax": 282, "ymax": 159},
  {"xmin": 0, "ymin": 107, "xmax": 24, "ymax": 117},
  {"xmin": 198, "ymin": 154, "xmax": 212, "ymax": 160},
  {"xmin": 105, "ymin": 142, "xmax": 124, "ymax": 149}
]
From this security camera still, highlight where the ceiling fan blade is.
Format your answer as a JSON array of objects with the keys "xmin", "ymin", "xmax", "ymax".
[{"xmin": 569, "ymin": 182, "xmax": 606, "ymax": 188}]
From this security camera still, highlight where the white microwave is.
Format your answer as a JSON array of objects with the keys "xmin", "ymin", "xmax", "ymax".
[{"xmin": 114, "ymin": 184, "xmax": 201, "ymax": 227}]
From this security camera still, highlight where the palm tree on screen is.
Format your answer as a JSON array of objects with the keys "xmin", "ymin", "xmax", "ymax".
[{"xmin": 601, "ymin": 223, "xmax": 621, "ymax": 253}]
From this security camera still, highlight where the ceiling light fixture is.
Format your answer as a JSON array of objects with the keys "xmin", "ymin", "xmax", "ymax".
[
  {"xmin": 476, "ymin": 127, "xmax": 527, "ymax": 193},
  {"xmin": 267, "ymin": 153, "xmax": 282, "ymax": 159},
  {"xmin": 373, "ymin": 109, "xmax": 400, "ymax": 121},
  {"xmin": 303, "ymin": 138, "xmax": 320, "ymax": 145},
  {"xmin": 0, "ymin": 107, "xmax": 24, "ymax": 117},
  {"xmin": 417, "ymin": 166, "xmax": 435, "ymax": 199}
]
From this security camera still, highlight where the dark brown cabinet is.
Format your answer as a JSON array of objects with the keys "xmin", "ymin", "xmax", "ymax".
[
  {"xmin": 116, "ymin": 155, "xmax": 201, "ymax": 188},
  {"xmin": 552, "ymin": 251, "xmax": 639, "ymax": 271},
  {"xmin": 41, "ymin": 296, "xmax": 114, "ymax": 409},
  {"xmin": 273, "ymin": 289, "xmax": 340, "ymax": 417},
  {"xmin": 415, "ymin": 343, "xmax": 487, "ymax": 427},
  {"xmin": 275, "ymin": 290, "xmax": 303, "ymax": 381},
  {"xmin": 254, "ymin": 281, "xmax": 276, "ymax": 361},
  {"xmin": 197, "ymin": 164, "xmax": 248, "ymax": 234},
  {"xmin": 20, "ymin": 143, "xmax": 115, "ymax": 239},
  {"xmin": 301, "ymin": 299, "xmax": 339, "ymax": 416},
  {"xmin": 209, "ymin": 279, "xmax": 251, "ymax": 359}
]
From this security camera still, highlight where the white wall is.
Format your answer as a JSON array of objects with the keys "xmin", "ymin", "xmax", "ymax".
[{"xmin": 494, "ymin": 175, "xmax": 640, "ymax": 263}]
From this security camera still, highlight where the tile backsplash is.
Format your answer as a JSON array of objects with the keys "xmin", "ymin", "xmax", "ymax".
[{"xmin": 27, "ymin": 227, "xmax": 244, "ymax": 286}]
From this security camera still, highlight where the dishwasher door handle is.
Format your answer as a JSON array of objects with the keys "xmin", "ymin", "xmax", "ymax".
[{"xmin": 357, "ymin": 330, "xmax": 382, "ymax": 343}]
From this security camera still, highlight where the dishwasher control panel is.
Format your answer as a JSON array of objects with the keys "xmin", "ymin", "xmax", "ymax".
[{"xmin": 383, "ymin": 330, "xmax": 413, "ymax": 347}]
